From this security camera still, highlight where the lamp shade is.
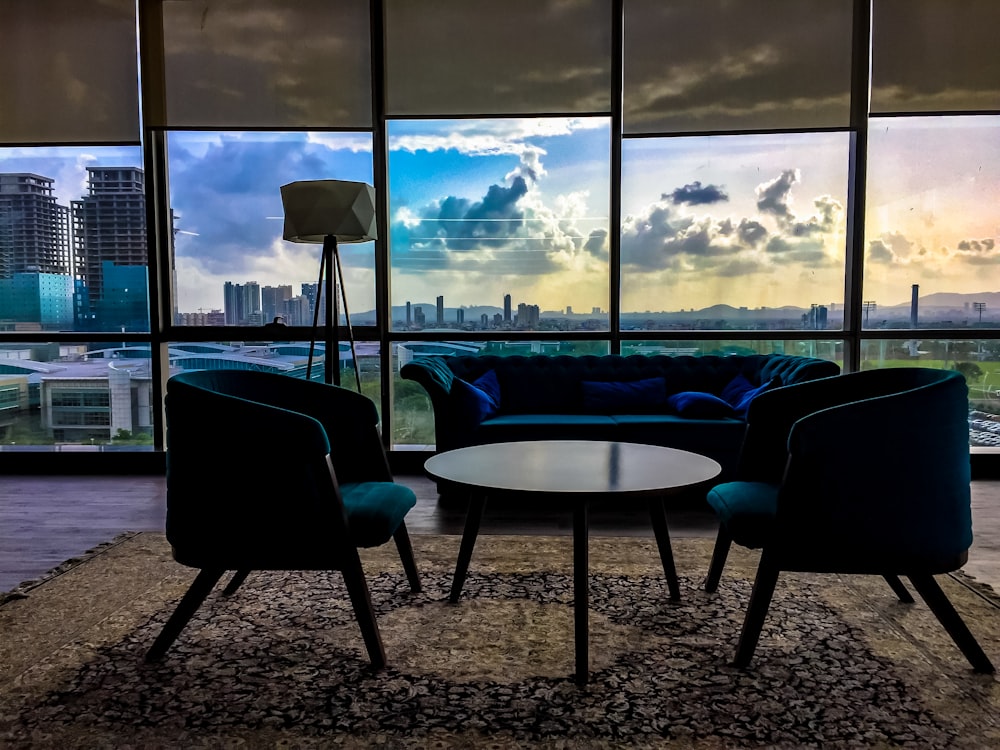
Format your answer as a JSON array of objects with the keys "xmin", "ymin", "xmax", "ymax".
[{"xmin": 280, "ymin": 180, "xmax": 377, "ymax": 243}]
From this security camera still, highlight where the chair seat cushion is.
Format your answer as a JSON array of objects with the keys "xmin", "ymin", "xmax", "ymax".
[
  {"xmin": 341, "ymin": 481, "xmax": 417, "ymax": 548},
  {"xmin": 706, "ymin": 481, "xmax": 779, "ymax": 548}
]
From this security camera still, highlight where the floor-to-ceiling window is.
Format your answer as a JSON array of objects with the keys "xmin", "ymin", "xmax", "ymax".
[{"xmin": 1, "ymin": 0, "xmax": 998, "ymax": 463}]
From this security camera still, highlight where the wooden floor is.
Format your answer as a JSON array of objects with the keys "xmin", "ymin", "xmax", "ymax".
[{"xmin": 2, "ymin": 474, "xmax": 999, "ymax": 594}]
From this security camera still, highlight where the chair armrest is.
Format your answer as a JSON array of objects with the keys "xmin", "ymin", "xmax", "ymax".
[{"xmin": 737, "ymin": 373, "xmax": 847, "ymax": 481}]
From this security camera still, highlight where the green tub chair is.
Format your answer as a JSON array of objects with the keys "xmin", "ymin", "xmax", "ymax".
[
  {"xmin": 703, "ymin": 367, "xmax": 994, "ymax": 673},
  {"xmin": 146, "ymin": 369, "xmax": 421, "ymax": 670}
]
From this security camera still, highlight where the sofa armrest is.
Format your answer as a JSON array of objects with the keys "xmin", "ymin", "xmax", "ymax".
[{"xmin": 401, "ymin": 357, "xmax": 470, "ymax": 451}]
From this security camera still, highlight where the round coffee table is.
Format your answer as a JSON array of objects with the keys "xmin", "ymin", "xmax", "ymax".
[{"xmin": 424, "ymin": 439, "xmax": 722, "ymax": 684}]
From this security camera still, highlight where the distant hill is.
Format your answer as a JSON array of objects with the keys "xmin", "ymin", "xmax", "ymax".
[{"xmin": 363, "ymin": 291, "xmax": 1000, "ymax": 325}]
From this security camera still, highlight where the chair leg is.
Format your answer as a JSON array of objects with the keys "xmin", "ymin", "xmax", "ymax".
[
  {"xmin": 145, "ymin": 568, "xmax": 225, "ymax": 663},
  {"xmin": 883, "ymin": 573, "xmax": 914, "ymax": 603},
  {"xmin": 704, "ymin": 526, "xmax": 733, "ymax": 593},
  {"xmin": 393, "ymin": 522, "xmax": 422, "ymax": 593},
  {"xmin": 340, "ymin": 547, "xmax": 387, "ymax": 670},
  {"xmin": 733, "ymin": 555, "xmax": 780, "ymax": 668},
  {"xmin": 222, "ymin": 569, "xmax": 251, "ymax": 596},
  {"xmin": 906, "ymin": 574, "xmax": 996, "ymax": 674},
  {"xmin": 648, "ymin": 497, "xmax": 680, "ymax": 600}
]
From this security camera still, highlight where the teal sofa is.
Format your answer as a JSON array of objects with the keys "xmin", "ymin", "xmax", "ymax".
[{"xmin": 401, "ymin": 353, "xmax": 841, "ymax": 483}]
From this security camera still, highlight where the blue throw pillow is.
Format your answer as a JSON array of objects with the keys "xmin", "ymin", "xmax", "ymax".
[
  {"xmin": 472, "ymin": 369, "xmax": 501, "ymax": 407},
  {"xmin": 450, "ymin": 370, "xmax": 501, "ymax": 427},
  {"xmin": 722, "ymin": 373, "xmax": 777, "ymax": 417},
  {"xmin": 667, "ymin": 391, "xmax": 736, "ymax": 419},
  {"xmin": 581, "ymin": 377, "xmax": 666, "ymax": 413}
]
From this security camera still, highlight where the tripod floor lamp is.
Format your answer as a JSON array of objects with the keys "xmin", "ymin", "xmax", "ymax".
[{"xmin": 280, "ymin": 179, "xmax": 377, "ymax": 389}]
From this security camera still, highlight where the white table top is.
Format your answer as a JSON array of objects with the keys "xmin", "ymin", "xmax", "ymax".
[{"xmin": 424, "ymin": 440, "xmax": 721, "ymax": 498}]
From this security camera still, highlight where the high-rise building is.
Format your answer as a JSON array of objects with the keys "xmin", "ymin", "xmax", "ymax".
[
  {"xmin": 223, "ymin": 280, "xmax": 262, "ymax": 326},
  {"xmin": 503, "ymin": 294, "xmax": 512, "ymax": 322},
  {"xmin": 262, "ymin": 284, "xmax": 293, "ymax": 323},
  {"xmin": 0, "ymin": 173, "xmax": 71, "ymax": 278},
  {"xmin": 517, "ymin": 302, "xmax": 540, "ymax": 328},
  {"xmin": 282, "ymin": 295, "xmax": 311, "ymax": 326},
  {"xmin": 72, "ymin": 167, "xmax": 174, "ymax": 326},
  {"xmin": 301, "ymin": 282, "xmax": 319, "ymax": 323},
  {"xmin": 436, "ymin": 295, "xmax": 444, "ymax": 325},
  {"xmin": 406, "ymin": 301, "xmax": 412, "ymax": 327}
]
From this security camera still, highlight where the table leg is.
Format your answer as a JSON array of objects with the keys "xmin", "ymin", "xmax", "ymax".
[
  {"xmin": 450, "ymin": 494, "xmax": 487, "ymax": 603},
  {"xmin": 573, "ymin": 501, "xmax": 589, "ymax": 685},
  {"xmin": 648, "ymin": 496, "xmax": 681, "ymax": 600}
]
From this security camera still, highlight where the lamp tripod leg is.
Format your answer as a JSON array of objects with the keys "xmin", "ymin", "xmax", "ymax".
[{"xmin": 333, "ymin": 245, "xmax": 362, "ymax": 393}]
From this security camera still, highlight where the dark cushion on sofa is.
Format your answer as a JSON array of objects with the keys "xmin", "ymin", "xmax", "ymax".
[
  {"xmin": 451, "ymin": 378, "xmax": 497, "ymax": 425},
  {"xmin": 668, "ymin": 391, "xmax": 736, "ymax": 418},
  {"xmin": 722, "ymin": 374, "xmax": 778, "ymax": 417},
  {"xmin": 582, "ymin": 377, "xmax": 667, "ymax": 414}
]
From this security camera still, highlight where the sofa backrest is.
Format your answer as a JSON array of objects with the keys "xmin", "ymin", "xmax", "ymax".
[{"xmin": 440, "ymin": 353, "xmax": 839, "ymax": 415}]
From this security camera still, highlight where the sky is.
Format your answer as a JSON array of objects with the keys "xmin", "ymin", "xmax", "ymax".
[{"xmin": 2, "ymin": 114, "xmax": 998, "ymax": 316}]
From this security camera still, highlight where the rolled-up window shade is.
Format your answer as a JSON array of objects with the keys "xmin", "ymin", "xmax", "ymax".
[
  {"xmin": 0, "ymin": 0, "xmax": 139, "ymax": 145},
  {"xmin": 157, "ymin": 0, "xmax": 372, "ymax": 129},
  {"xmin": 623, "ymin": 0, "xmax": 854, "ymax": 135},
  {"xmin": 385, "ymin": 0, "xmax": 612, "ymax": 116},
  {"xmin": 871, "ymin": 0, "xmax": 1000, "ymax": 114}
]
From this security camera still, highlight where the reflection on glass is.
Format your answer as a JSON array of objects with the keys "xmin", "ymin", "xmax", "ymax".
[
  {"xmin": 0, "ymin": 147, "xmax": 148, "ymax": 333},
  {"xmin": 165, "ymin": 131, "xmax": 375, "ymax": 327},
  {"xmin": 620, "ymin": 132, "xmax": 849, "ymax": 331},
  {"xmin": 864, "ymin": 116, "xmax": 1000, "ymax": 330},
  {"xmin": 620, "ymin": 339, "xmax": 841, "ymax": 365},
  {"xmin": 623, "ymin": 0, "xmax": 853, "ymax": 134},
  {"xmin": 860, "ymin": 338, "xmax": 1000, "ymax": 449},
  {"xmin": 0, "ymin": 341, "xmax": 154, "ymax": 451},
  {"xmin": 167, "ymin": 339, "xmax": 379, "ymax": 399},
  {"xmin": 387, "ymin": 118, "xmax": 612, "ymax": 333},
  {"xmin": 390, "ymin": 339, "xmax": 611, "ymax": 447}
]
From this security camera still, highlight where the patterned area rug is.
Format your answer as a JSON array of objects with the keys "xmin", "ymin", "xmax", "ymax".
[{"xmin": 1, "ymin": 532, "xmax": 998, "ymax": 749}]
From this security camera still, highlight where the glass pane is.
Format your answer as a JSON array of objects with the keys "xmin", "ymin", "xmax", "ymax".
[
  {"xmin": 387, "ymin": 118, "xmax": 611, "ymax": 332},
  {"xmin": 0, "ymin": 0, "xmax": 139, "ymax": 144},
  {"xmin": 167, "ymin": 131, "xmax": 375, "ymax": 327},
  {"xmin": 391, "ymin": 339, "xmax": 611, "ymax": 449},
  {"xmin": 621, "ymin": 133, "xmax": 850, "ymax": 330},
  {"xmin": 860, "ymin": 338, "xmax": 1000, "ymax": 450},
  {"xmin": 160, "ymin": 0, "xmax": 371, "ymax": 128},
  {"xmin": 0, "ymin": 147, "xmax": 148, "ymax": 333},
  {"xmin": 168, "ymin": 340, "xmax": 380, "ymax": 401},
  {"xmin": 385, "ymin": 0, "xmax": 611, "ymax": 116},
  {"xmin": 623, "ymin": 0, "xmax": 853, "ymax": 134},
  {"xmin": 863, "ymin": 116, "xmax": 1000, "ymax": 330},
  {"xmin": 871, "ymin": 0, "xmax": 1000, "ymax": 114},
  {"xmin": 0, "ymin": 341, "xmax": 155, "ymax": 451}
]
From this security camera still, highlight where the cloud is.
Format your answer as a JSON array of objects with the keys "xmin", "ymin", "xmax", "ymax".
[
  {"xmin": 867, "ymin": 238, "xmax": 896, "ymax": 264},
  {"xmin": 737, "ymin": 219, "xmax": 768, "ymax": 247},
  {"xmin": 867, "ymin": 232, "xmax": 917, "ymax": 265},
  {"xmin": 428, "ymin": 177, "xmax": 529, "ymax": 251},
  {"xmin": 668, "ymin": 181, "xmax": 729, "ymax": 206},
  {"xmin": 391, "ymin": 146, "xmax": 607, "ymax": 280},
  {"xmin": 755, "ymin": 169, "xmax": 799, "ymax": 221},
  {"xmin": 957, "ymin": 238, "xmax": 996, "ymax": 254},
  {"xmin": 956, "ymin": 238, "xmax": 1000, "ymax": 265},
  {"xmin": 621, "ymin": 168, "xmax": 842, "ymax": 276}
]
